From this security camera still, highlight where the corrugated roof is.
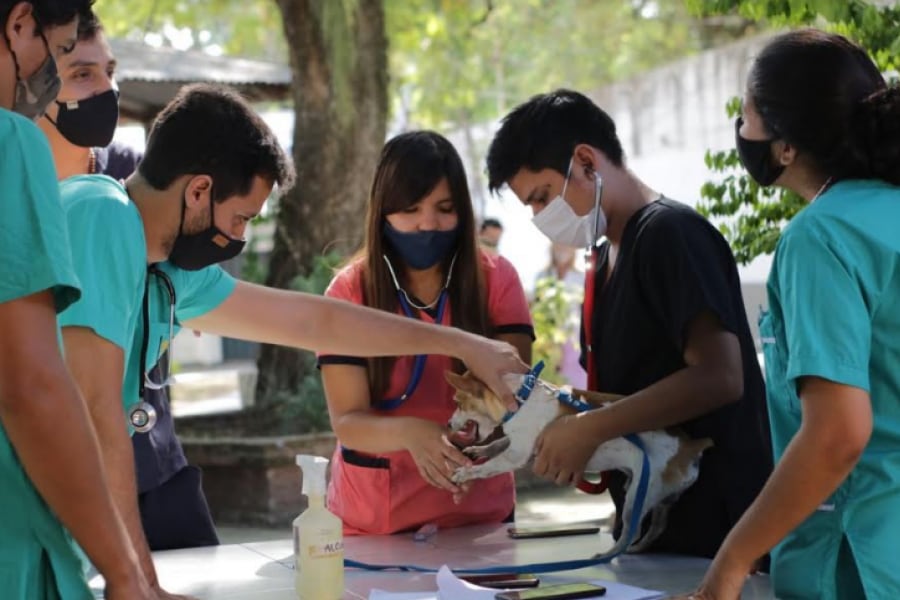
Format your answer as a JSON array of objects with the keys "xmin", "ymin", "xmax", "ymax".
[{"xmin": 110, "ymin": 38, "xmax": 292, "ymax": 122}]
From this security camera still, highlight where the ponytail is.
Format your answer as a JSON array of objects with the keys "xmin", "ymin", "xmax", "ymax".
[{"xmin": 853, "ymin": 85, "xmax": 900, "ymax": 186}]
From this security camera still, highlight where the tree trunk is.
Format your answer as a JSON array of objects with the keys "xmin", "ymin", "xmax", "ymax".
[{"xmin": 256, "ymin": 0, "xmax": 388, "ymax": 406}]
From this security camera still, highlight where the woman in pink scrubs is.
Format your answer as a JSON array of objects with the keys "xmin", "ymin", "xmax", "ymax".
[{"xmin": 319, "ymin": 131, "xmax": 534, "ymax": 535}]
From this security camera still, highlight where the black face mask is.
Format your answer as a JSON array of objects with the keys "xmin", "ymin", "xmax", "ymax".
[
  {"xmin": 735, "ymin": 117, "xmax": 785, "ymax": 186},
  {"xmin": 168, "ymin": 188, "xmax": 246, "ymax": 271},
  {"xmin": 46, "ymin": 88, "xmax": 120, "ymax": 148}
]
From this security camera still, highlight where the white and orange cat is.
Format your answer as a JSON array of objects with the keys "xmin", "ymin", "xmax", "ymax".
[{"xmin": 445, "ymin": 371, "xmax": 712, "ymax": 553}]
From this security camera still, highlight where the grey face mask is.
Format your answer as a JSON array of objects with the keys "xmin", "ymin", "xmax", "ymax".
[{"xmin": 7, "ymin": 31, "xmax": 61, "ymax": 120}]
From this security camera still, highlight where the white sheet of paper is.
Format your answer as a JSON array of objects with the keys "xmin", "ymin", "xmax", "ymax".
[{"xmin": 368, "ymin": 565, "xmax": 665, "ymax": 600}]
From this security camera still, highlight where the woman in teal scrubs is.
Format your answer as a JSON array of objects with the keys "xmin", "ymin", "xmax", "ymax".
[{"xmin": 677, "ymin": 29, "xmax": 900, "ymax": 600}]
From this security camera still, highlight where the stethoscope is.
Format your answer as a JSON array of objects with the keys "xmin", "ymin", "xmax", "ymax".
[
  {"xmin": 128, "ymin": 265, "xmax": 177, "ymax": 433},
  {"xmin": 375, "ymin": 252, "xmax": 456, "ymax": 410}
]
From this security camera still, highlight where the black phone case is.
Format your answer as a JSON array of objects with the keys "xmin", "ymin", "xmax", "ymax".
[{"xmin": 507, "ymin": 526, "xmax": 600, "ymax": 539}]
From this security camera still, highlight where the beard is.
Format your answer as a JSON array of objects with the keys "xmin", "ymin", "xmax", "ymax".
[{"xmin": 163, "ymin": 204, "xmax": 211, "ymax": 257}]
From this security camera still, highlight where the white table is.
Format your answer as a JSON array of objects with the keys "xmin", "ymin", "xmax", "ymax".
[{"xmin": 111, "ymin": 524, "xmax": 773, "ymax": 599}]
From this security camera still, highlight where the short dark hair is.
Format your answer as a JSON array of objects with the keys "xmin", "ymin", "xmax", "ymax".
[
  {"xmin": 75, "ymin": 5, "xmax": 100, "ymax": 41},
  {"xmin": 139, "ymin": 84, "xmax": 295, "ymax": 201},
  {"xmin": 749, "ymin": 29, "xmax": 900, "ymax": 185},
  {"xmin": 480, "ymin": 217, "xmax": 502, "ymax": 232},
  {"xmin": 486, "ymin": 89, "xmax": 624, "ymax": 193},
  {"xmin": 0, "ymin": 0, "xmax": 94, "ymax": 34}
]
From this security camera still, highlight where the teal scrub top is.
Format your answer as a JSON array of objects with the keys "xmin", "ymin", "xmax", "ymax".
[
  {"xmin": 762, "ymin": 179, "xmax": 900, "ymax": 599},
  {"xmin": 0, "ymin": 109, "xmax": 91, "ymax": 599},
  {"xmin": 57, "ymin": 175, "xmax": 147, "ymax": 369},
  {"xmin": 57, "ymin": 175, "xmax": 237, "ymax": 417}
]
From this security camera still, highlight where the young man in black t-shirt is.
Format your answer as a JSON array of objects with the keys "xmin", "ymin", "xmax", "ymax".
[{"xmin": 486, "ymin": 89, "xmax": 773, "ymax": 558}]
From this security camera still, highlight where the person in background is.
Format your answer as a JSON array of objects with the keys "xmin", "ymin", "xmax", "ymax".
[
  {"xmin": 478, "ymin": 216, "xmax": 504, "ymax": 256},
  {"xmin": 37, "ymin": 11, "xmax": 138, "ymax": 180},
  {"xmin": 534, "ymin": 243, "xmax": 586, "ymax": 388},
  {"xmin": 486, "ymin": 88, "xmax": 773, "ymax": 559},
  {"xmin": 0, "ymin": 1, "xmax": 153, "ymax": 598},
  {"xmin": 677, "ymin": 29, "xmax": 900, "ymax": 600},
  {"xmin": 37, "ymin": 10, "xmax": 218, "ymax": 552},
  {"xmin": 319, "ymin": 131, "xmax": 534, "ymax": 535}
]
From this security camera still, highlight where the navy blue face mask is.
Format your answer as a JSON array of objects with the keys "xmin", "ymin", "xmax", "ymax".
[{"xmin": 382, "ymin": 222, "xmax": 459, "ymax": 270}]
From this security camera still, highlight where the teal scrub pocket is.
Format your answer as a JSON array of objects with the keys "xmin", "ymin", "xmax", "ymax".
[{"xmin": 759, "ymin": 312, "xmax": 799, "ymax": 414}]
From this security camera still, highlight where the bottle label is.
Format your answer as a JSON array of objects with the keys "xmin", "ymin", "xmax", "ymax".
[{"xmin": 306, "ymin": 540, "xmax": 344, "ymax": 558}]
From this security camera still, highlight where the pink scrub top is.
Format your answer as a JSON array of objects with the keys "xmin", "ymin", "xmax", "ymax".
[{"xmin": 319, "ymin": 251, "xmax": 534, "ymax": 535}]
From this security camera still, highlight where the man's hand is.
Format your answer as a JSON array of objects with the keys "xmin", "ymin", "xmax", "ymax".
[
  {"xmin": 403, "ymin": 420, "xmax": 472, "ymax": 494},
  {"xmin": 457, "ymin": 334, "xmax": 528, "ymax": 411},
  {"xmin": 533, "ymin": 412, "xmax": 602, "ymax": 486}
]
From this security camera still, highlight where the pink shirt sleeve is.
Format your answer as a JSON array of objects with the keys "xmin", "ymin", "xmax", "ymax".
[{"xmin": 483, "ymin": 252, "xmax": 534, "ymax": 337}]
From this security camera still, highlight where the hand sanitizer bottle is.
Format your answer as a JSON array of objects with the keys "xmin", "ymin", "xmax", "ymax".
[{"xmin": 293, "ymin": 454, "xmax": 344, "ymax": 599}]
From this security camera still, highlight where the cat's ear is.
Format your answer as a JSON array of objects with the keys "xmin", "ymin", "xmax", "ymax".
[{"xmin": 444, "ymin": 370, "xmax": 485, "ymax": 396}]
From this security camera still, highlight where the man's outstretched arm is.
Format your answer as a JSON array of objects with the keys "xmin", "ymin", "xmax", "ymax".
[{"xmin": 185, "ymin": 281, "xmax": 529, "ymax": 407}]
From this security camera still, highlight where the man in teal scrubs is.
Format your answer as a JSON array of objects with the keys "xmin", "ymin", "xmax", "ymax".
[
  {"xmin": 57, "ymin": 84, "xmax": 527, "ymax": 595},
  {"xmin": 0, "ymin": 2, "xmax": 151, "ymax": 599}
]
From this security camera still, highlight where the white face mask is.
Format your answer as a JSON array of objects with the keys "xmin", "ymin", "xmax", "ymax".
[{"xmin": 532, "ymin": 159, "xmax": 606, "ymax": 248}]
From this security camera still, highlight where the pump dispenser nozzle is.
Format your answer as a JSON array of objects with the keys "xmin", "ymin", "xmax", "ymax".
[{"xmin": 296, "ymin": 454, "xmax": 328, "ymax": 497}]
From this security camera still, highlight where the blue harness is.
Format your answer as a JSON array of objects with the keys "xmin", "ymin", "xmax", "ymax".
[{"xmin": 345, "ymin": 361, "xmax": 652, "ymax": 574}]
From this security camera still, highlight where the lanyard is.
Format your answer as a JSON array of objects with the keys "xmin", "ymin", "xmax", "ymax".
[
  {"xmin": 129, "ymin": 265, "xmax": 177, "ymax": 433},
  {"xmin": 576, "ymin": 247, "xmax": 610, "ymax": 495},
  {"xmin": 582, "ymin": 247, "xmax": 599, "ymax": 390},
  {"xmin": 375, "ymin": 289, "xmax": 449, "ymax": 410}
]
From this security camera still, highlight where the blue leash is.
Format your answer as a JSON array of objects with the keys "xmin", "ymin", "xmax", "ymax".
[{"xmin": 345, "ymin": 362, "xmax": 652, "ymax": 573}]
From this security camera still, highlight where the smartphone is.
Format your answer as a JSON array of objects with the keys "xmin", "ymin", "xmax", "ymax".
[
  {"xmin": 460, "ymin": 573, "xmax": 540, "ymax": 589},
  {"xmin": 507, "ymin": 525, "xmax": 600, "ymax": 539},
  {"xmin": 494, "ymin": 582, "xmax": 607, "ymax": 600}
]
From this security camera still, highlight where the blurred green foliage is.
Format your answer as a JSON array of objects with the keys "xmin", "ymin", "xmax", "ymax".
[{"xmin": 531, "ymin": 276, "xmax": 584, "ymax": 386}]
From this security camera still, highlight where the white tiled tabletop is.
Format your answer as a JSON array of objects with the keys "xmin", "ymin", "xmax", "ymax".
[{"xmin": 113, "ymin": 524, "xmax": 773, "ymax": 599}]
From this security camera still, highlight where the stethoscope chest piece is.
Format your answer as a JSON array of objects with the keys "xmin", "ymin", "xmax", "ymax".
[{"xmin": 129, "ymin": 401, "xmax": 158, "ymax": 434}]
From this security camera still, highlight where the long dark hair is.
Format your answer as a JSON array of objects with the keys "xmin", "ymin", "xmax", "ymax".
[
  {"xmin": 748, "ymin": 28, "xmax": 900, "ymax": 185},
  {"xmin": 358, "ymin": 130, "xmax": 489, "ymax": 399}
]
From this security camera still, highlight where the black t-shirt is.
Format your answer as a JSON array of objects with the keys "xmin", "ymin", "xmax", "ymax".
[
  {"xmin": 584, "ymin": 198, "xmax": 773, "ymax": 558},
  {"xmin": 95, "ymin": 141, "xmax": 143, "ymax": 182}
]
